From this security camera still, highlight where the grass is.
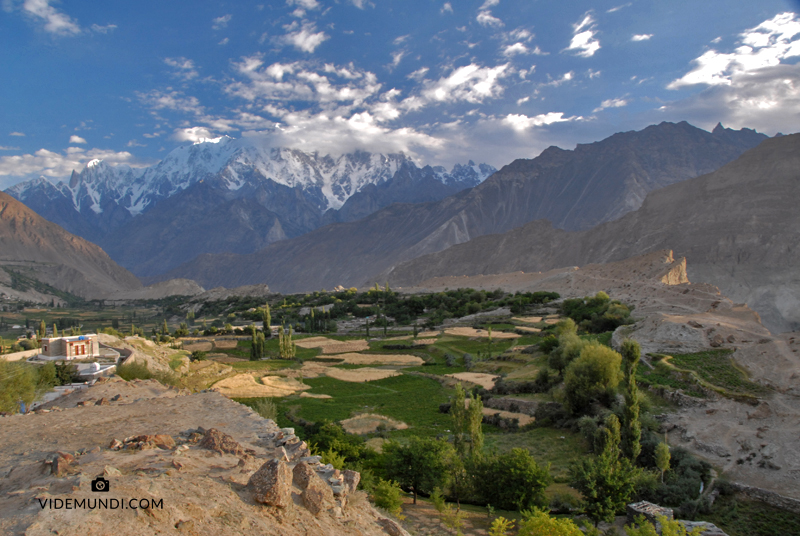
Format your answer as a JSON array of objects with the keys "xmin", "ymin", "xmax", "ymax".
[
  {"xmin": 637, "ymin": 361, "xmax": 707, "ymax": 398},
  {"xmin": 705, "ymin": 495, "xmax": 800, "ymax": 536},
  {"xmin": 667, "ymin": 349, "xmax": 770, "ymax": 397},
  {"xmin": 403, "ymin": 364, "xmax": 467, "ymax": 375},
  {"xmin": 484, "ymin": 427, "xmax": 587, "ymax": 483},
  {"xmin": 229, "ymin": 359, "xmax": 300, "ymax": 371},
  {"xmin": 434, "ymin": 336, "xmax": 516, "ymax": 357},
  {"xmin": 275, "ymin": 373, "xmax": 453, "ymax": 439}
]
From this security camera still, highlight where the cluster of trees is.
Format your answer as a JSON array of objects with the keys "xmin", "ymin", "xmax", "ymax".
[
  {"xmin": 560, "ymin": 291, "xmax": 634, "ymax": 333},
  {"xmin": 0, "ymin": 360, "xmax": 76, "ymax": 413}
]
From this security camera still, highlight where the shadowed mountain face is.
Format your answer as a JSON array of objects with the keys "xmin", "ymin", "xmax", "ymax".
[
  {"xmin": 155, "ymin": 121, "xmax": 768, "ymax": 293},
  {"xmin": 0, "ymin": 191, "xmax": 141, "ymax": 299},
  {"xmin": 382, "ymin": 134, "xmax": 800, "ymax": 333}
]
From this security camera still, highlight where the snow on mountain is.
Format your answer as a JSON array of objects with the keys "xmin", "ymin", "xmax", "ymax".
[{"xmin": 5, "ymin": 137, "xmax": 495, "ymax": 245}]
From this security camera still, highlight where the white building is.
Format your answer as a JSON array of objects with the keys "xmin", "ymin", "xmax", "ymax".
[{"xmin": 39, "ymin": 334, "xmax": 100, "ymax": 361}]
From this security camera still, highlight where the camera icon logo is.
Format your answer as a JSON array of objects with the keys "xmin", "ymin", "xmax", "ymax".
[{"xmin": 91, "ymin": 477, "xmax": 110, "ymax": 492}]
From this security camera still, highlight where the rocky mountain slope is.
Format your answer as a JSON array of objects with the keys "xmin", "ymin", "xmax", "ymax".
[
  {"xmin": 0, "ymin": 378, "xmax": 408, "ymax": 536},
  {"xmin": 0, "ymin": 191, "xmax": 141, "ymax": 300},
  {"xmin": 6, "ymin": 139, "xmax": 494, "ymax": 277},
  {"xmin": 384, "ymin": 134, "xmax": 800, "ymax": 333},
  {"xmin": 157, "ymin": 122, "xmax": 767, "ymax": 292}
]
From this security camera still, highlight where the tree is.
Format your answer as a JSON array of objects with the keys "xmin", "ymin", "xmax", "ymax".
[
  {"xmin": 371, "ymin": 479, "xmax": 403, "ymax": 516},
  {"xmin": 382, "ymin": 437, "xmax": 452, "ymax": 504},
  {"xmin": 450, "ymin": 383, "xmax": 468, "ymax": 456},
  {"xmin": 466, "ymin": 392, "xmax": 484, "ymax": 456},
  {"xmin": 278, "ymin": 326, "xmax": 296, "ymax": 359},
  {"xmin": 548, "ymin": 331, "xmax": 585, "ymax": 376},
  {"xmin": 655, "ymin": 438, "xmax": 671, "ymax": 484},
  {"xmin": 262, "ymin": 304, "xmax": 271, "ymax": 337},
  {"xmin": 489, "ymin": 517, "xmax": 516, "ymax": 536},
  {"xmin": 474, "ymin": 449, "xmax": 552, "ymax": 511},
  {"xmin": 563, "ymin": 342, "xmax": 622, "ymax": 415},
  {"xmin": 570, "ymin": 414, "xmax": 637, "ymax": 525},
  {"xmin": 39, "ymin": 320, "xmax": 46, "ymax": 339},
  {"xmin": 621, "ymin": 339, "xmax": 642, "ymax": 462},
  {"xmin": 161, "ymin": 319, "xmax": 169, "ymax": 336},
  {"xmin": 250, "ymin": 332, "xmax": 265, "ymax": 361},
  {"xmin": 52, "ymin": 324, "xmax": 58, "ymax": 338}
]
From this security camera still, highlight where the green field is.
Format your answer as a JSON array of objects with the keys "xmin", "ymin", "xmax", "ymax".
[{"xmin": 667, "ymin": 350, "xmax": 770, "ymax": 397}]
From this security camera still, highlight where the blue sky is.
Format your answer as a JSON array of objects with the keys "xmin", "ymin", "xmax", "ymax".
[{"xmin": 1, "ymin": 0, "xmax": 799, "ymax": 188}]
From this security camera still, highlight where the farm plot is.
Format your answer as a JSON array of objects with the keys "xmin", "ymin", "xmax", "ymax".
[
  {"xmin": 444, "ymin": 327, "xmax": 520, "ymax": 339},
  {"xmin": 212, "ymin": 374, "xmax": 310, "ymax": 398},
  {"xmin": 325, "ymin": 367, "xmax": 400, "ymax": 383},
  {"xmin": 340, "ymin": 413, "xmax": 408, "ymax": 434},
  {"xmin": 446, "ymin": 372, "xmax": 500, "ymax": 390}
]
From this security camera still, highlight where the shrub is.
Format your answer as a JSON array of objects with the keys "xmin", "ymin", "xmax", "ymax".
[
  {"xmin": 474, "ymin": 448, "xmax": 552, "ymax": 510},
  {"xmin": 563, "ymin": 342, "xmax": 623, "ymax": 416},
  {"xmin": 372, "ymin": 479, "xmax": 403, "ymax": 516},
  {"xmin": 190, "ymin": 350, "xmax": 207, "ymax": 362},
  {"xmin": 251, "ymin": 398, "xmax": 277, "ymax": 420}
]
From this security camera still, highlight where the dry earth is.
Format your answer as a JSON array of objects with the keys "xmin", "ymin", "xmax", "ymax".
[
  {"xmin": 512, "ymin": 316, "xmax": 542, "ymax": 323},
  {"xmin": 212, "ymin": 374, "xmax": 311, "ymax": 398},
  {"xmin": 409, "ymin": 250, "xmax": 800, "ymax": 499},
  {"xmin": 443, "ymin": 327, "xmax": 520, "ymax": 339},
  {"xmin": 324, "ymin": 368, "xmax": 400, "ymax": 383},
  {"xmin": 0, "ymin": 378, "xmax": 406, "ymax": 536},
  {"xmin": 320, "ymin": 353, "xmax": 425, "ymax": 366},
  {"xmin": 340, "ymin": 414, "xmax": 408, "ymax": 435},
  {"xmin": 446, "ymin": 373, "xmax": 500, "ymax": 390}
]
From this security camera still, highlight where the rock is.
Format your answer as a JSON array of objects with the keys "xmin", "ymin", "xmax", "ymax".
[
  {"xmin": 111, "ymin": 394, "xmax": 121, "ymax": 401},
  {"xmin": 248, "ymin": 459, "xmax": 292, "ymax": 508},
  {"xmin": 109, "ymin": 439, "xmax": 123, "ymax": 451},
  {"xmin": 627, "ymin": 501, "xmax": 674, "ymax": 525},
  {"xmin": 343, "ymin": 470, "xmax": 360, "ymax": 494},
  {"xmin": 377, "ymin": 517, "xmax": 410, "ymax": 536},
  {"xmin": 710, "ymin": 334, "xmax": 725, "ymax": 347},
  {"xmin": 302, "ymin": 477, "xmax": 335, "ymax": 516},
  {"xmin": 199, "ymin": 428, "xmax": 246, "ymax": 456},
  {"xmin": 152, "ymin": 434, "xmax": 176, "ymax": 449},
  {"xmin": 51, "ymin": 454, "xmax": 73, "ymax": 477},
  {"xmin": 727, "ymin": 334, "xmax": 736, "ymax": 343},
  {"xmin": 103, "ymin": 466, "xmax": 122, "ymax": 477},
  {"xmin": 292, "ymin": 461, "xmax": 317, "ymax": 489},
  {"xmin": 95, "ymin": 397, "xmax": 110, "ymax": 406},
  {"xmin": 300, "ymin": 455, "xmax": 322, "ymax": 465}
]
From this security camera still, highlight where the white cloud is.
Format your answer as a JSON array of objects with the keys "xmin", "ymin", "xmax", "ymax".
[
  {"xmin": 90, "ymin": 23, "xmax": 117, "ymax": 34},
  {"xmin": 408, "ymin": 67, "xmax": 429, "ymax": 81},
  {"xmin": 593, "ymin": 97, "xmax": 628, "ymax": 112},
  {"xmin": 479, "ymin": 0, "xmax": 499, "ymax": 8},
  {"xmin": 10, "ymin": 132, "xmax": 25, "ymax": 137},
  {"xmin": 393, "ymin": 34, "xmax": 410, "ymax": 45},
  {"xmin": 419, "ymin": 63, "xmax": 510, "ymax": 104},
  {"xmin": 20, "ymin": 0, "xmax": 81, "ymax": 36},
  {"xmin": 0, "ymin": 147, "xmax": 145, "ymax": 182},
  {"xmin": 441, "ymin": 3, "xmax": 453, "ymax": 14},
  {"xmin": 668, "ymin": 12, "xmax": 800, "ymax": 89},
  {"xmin": 564, "ymin": 12, "xmax": 600, "ymax": 58},
  {"xmin": 711, "ymin": 36, "xmax": 722, "ymax": 44},
  {"xmin": 172, "ymin": 127, "xmax": 214, "ymax": 143},
  {"xmin": 164, "ymin": 57, "xmax": 199, "ymax": 81},
  {"xmin": 69, "ymin": 135, "xmax": 87, "ymax": 144},
  {"xmin": 137, "ymin": 90, "xmax": 203, "ymax": 115},
  {"xmin": 349, "ymin": 0, "xmax": 369, "ymax": 8},
  {"xmin": 218, "ymin": 37, "xmax": 229, "ymax": 45},
  {"xmin": 587, "ymin": 69, "xmax": 601, "ymax": 78},
  {"xmin": 212, "ymin": 14, "xmax": 231, "ymax": 30},
  {"xmin": 502, "ymin": 112, "xmax": 577, "ymax": 131},
  {"xmin": 280, "ymin": 22, "xmax": 329, "ymax": 53},
  {"xmin": 606, "ymin": 3, "xmax": 631, "ymax": 13},
  {"xmin": 390, "ymin": 50, "xmax": 405, "ymax": 68},
  {"xmin": 0, "ymin": 146, "xmax": 20, "ymax": 151},
  {"xmin": 288, "ymin": 0, "xmax": 320, "ymax": 8},
  {"xmin": 502, "ymin": 43, "xmax": 530, "ymax": 56},
  {"xmin": 477, "ymin": 10, "xmax": 503, "ymax": 28},
  {"xmin": 631, "ymin": 34, "xmax": 652, "ymax": 41},
  {"xmin": 516, "ymin": 96, "xmax": 529, "ymax": 105},
  {"xmin": 126, "ymin": 139, "xmax": 146, "ymax": 147},
  {"xmin": 541, "ymin": 71, "xmax": 574, "ymax": 87}
]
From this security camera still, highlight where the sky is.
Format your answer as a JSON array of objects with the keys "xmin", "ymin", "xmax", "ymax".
[{"xmin": 1, "ymin": 0, "xmax": 800, "ymax": 189}]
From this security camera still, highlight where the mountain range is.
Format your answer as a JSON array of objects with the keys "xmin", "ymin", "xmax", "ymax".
[
  {"xmin": 6, "ymin": 139, "xmax": 495, "ymax": 276},
  {"xmin": 156, "ymin": 122, "xmax": 767, "ymax": 291}
]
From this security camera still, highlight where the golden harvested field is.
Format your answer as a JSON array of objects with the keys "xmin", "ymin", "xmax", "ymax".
[
  {"xmin": 299, "ymin": 392, "xmax": 332, "ymax": 399},
  {"xmin": 340, "ymin": 413, "xmax": 409, "ymax": 434},
  {"xmin": 465, "ymin": 398, "xmax": 535, "ymax": 426},
  {"xmin": 512, "ymin": 316, "xmax": 543, "ymax": 323},
  {"xmin": 211, "ymin": 374, "xmax": 310, "ymax": 398},
  {"xmin": 330, "ymin": 352, "xmax": 425, "ymax": 366},
  {"xmin": 324, "ymin": 367, "xmax": 400, "ymax": 383},
  {"xmin": 183, "ymin": 342, "xmax": 213, "ymax": 352},
  {"xmin": 320, "ymin": 340, "xmax": 370, "ymax": 354},
  {"xmin": 545, "ymin": 314, "xmax": 560, "ymax": 319},
  {"xmin": 210, "ymin": 355, "xmax": 247, "ymax": 363},
  {"xmin": 416, "ymin": 331, "xmax": 441, "ymax": 338},
  {"xmin": 514, "ymin": 326, "xmax": 541, "ymax": 333},
  {"xmin": 212, "ymin": 340, "xmax": 238, "ymax": 349},
  {"xmin": 444, "ymin": 327, "xmax": 521, "ymax": 339},
  {"xmin": 413, "ymin": 338, "xmax": 438, "ymax": 345},
  {"xmin": 294, "ymin": 336, "xmax": 337, "ymax": 348},
  {"xmin": 544, "ymin": 318, "xmax": 561, "ymax": 324},
  {"xmin": 446, "ymin": 372, "xmax": 500, "ymax": 389}
]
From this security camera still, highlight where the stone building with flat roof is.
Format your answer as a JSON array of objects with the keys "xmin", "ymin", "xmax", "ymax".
[{"xmin": 39, "ymin": 334, "xmax": 100, "ymax": 360}]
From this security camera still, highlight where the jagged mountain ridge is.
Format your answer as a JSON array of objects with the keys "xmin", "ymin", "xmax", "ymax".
[
  {"xmin": 6, "ymin": 139, "xmax": 495, "ymax": 246},
  {"xmin": 155, "ymin": 121, "xmax": 768, "ymax": 292},
  {"xmin": 381, "ymin": 134, "xmax": 800, "ymax": 332},
  {"xmin": 0, "ymin": 191, "xmax": 141, "ymax": 300}
]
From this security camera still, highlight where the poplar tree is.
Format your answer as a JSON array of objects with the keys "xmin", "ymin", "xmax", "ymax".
[
  {"xmin": 52, "ymin": 324, "xmax": 58, "ymax": 338},
  {"xmin": 621, "ymin": 339, "xmax": 642, "ymax": 462},
  {"xmin": 39, "ymin": 320, "xmax": 46, "ymax": 339},
  {"xmin": 262, "ymin": 304, "xmax": 271, "ymax": 337}
]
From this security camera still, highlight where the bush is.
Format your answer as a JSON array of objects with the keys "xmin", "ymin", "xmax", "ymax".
[
  {"xmin": 250, "ymin": 398, "xmax": 277, "ymax": 420},
  {"xmin": 539, "ymin": 336, "xmax": 559, "ymax": 354},
  {"xmin": 445, "ymin": 353, "xmax": 456, "ymax": 367},
  {"xmin": 372, "ymin": 479, "xmax": 403, "ymax": 515},
  {"xmin": 190, "ymin": 350, "xmax": 207, "ymax": 361},
  {"xmin": 563, "ymin": 342, "xmax": 622, "ymax": 416},
  {"xmin": 474, "ymin": 448, "xmax": 552, "ymax": 510}
]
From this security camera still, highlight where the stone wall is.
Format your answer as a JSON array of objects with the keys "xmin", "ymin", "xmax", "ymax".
[{"xmin": 724, "ymin": 482, "xmax": 800, "ymax": 514}]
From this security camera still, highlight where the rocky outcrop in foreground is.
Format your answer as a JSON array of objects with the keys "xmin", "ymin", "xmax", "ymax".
[{"xmin": 0, "ymin": 378, "xmax": 408, "ymax": 536}]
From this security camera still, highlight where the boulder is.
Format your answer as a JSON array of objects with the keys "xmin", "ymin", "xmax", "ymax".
[
  {"xmin": 302, "ymin": 472, "xmax": 335, "ymax": 516},
  {"xmin": 292, "ymin": 461, "xmax": 316, "ymax": 489},
  {"xmin": 343, "ymin": 470, "xmax": 360, "ymax": 494},
  {"xmin": 248, "ymin": 459, "xmax": 292, "ymax": 508},
  {"xmin": 199, "ymin": 428, "xmax": 246, "ymax": 456}
]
